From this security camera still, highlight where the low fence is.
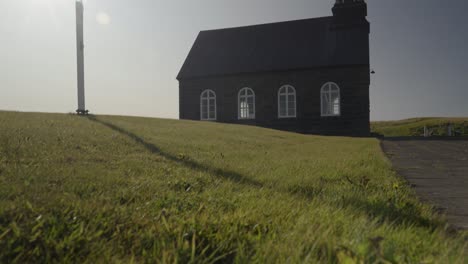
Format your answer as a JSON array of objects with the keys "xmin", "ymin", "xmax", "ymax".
[{"xmin": 411, "ymin": 122, "xmax": 468, "ymax": 137}]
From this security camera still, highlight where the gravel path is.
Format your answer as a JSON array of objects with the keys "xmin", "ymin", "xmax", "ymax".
[{"xmin": 381, "ymin": 138, "xmax": 468, "ymax": 229}]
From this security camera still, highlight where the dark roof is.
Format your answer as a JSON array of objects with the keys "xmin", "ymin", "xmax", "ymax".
[{"xmin": 177, "ymin": 16, "xmax": 369, "ymax": 80}]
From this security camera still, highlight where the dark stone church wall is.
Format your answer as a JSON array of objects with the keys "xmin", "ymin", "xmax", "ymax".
[{"xmin": 179, "ymin": 66, "xmax": 370, "ymax": 136}]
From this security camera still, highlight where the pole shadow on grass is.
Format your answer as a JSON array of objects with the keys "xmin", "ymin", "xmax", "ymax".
[
  {"xmin": 340, "ymin": 197, "xmax": 443, "ymax": 230},
  {"xmin": 86, "ymin": 115, "xmax": 264, "ymax": 189},
  {"xmin": 86, "ymin": 116, "xmax": 446, "ymax": 230},
  {"xmin": 288, "ymin": 183, "xmax": 442, "ymax": 229}
]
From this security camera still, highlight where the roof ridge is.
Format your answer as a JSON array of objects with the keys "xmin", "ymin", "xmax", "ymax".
[{"xmin": 200, "ymin": 16, "xmax": 333, "ymax": 33}]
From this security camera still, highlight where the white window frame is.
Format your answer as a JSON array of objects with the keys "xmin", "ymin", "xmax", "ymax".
[
  {"xmin": 320, "ymin": 82, "xmax": 341, "ymax": 117},
  {"xmin": 200, "ymin": 89, "xmax": 217, "ymax": 121},
  {"xmin": 278, "ymin": 85, "xmax": 297, "ymax": 119},
  {"xmin": 238, "ymin": 87, "xmax": 255, "ymax": 120}
]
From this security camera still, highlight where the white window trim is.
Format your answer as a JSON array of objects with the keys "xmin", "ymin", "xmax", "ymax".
[
  {"xmin": 238, "ymin": 87, "xmax": 256, "ymax": 120},
  {"xmin": 320, "ymin": 82, "xmax": 341, "ymax": 117},
  {"xmin": 278, "ymin": 85, "xmax": 297, "ymax": 119},
  {"xmin": 200, "ymin": 89, "xmax": 217, "ymax": 121}
]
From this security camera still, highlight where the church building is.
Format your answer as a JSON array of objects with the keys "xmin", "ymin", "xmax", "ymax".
[{"xmin": 177, "ymin": 0, "xmax": 371, "ymax": 136}]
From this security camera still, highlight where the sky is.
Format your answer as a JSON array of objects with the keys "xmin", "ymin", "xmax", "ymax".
[{"xmin": 0, "ymin": 0, "xmax": 467, "ymax": 121}]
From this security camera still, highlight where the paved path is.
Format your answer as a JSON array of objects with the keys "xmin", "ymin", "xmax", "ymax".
[{"xmin": 381, "ymin": 138, "xmax": 468, "ymax": 229}]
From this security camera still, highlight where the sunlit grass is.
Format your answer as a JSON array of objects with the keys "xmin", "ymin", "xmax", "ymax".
[{"xmin": 0, "ymin": 111, "xmax": 466, "ymax": 263}]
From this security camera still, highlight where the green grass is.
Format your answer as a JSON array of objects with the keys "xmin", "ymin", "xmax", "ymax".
[
  {"xmin": 0, "ymin": 111, "xmax": 466, "ymax": 263},
  {"xmin": 372, "ymin": 117, "xmax": 468, "ymax": 137}
]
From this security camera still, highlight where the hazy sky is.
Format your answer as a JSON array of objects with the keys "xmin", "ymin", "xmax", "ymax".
[{"xmin": 1, "ymin": 0, "xmax": 467, "ymax": 120}]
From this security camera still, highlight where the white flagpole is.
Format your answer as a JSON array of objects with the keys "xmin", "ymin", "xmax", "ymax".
[{"xmin": 76, "ymin": 0, "xmax": 88, "ymax": 115}]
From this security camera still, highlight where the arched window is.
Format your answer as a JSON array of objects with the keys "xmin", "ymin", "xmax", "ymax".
[
  {"xmin": 278, "ymin": 85, "xmax": 296, "ymax": 118},
  {"xmin": 200, "ymin": 89, "xmax": 216, "ymax": 121},
  {"xmin": 321, "ymin": 82, "xmax": 340, "ymax": 116},
  {"xmin": 238, "ymin": 87, "xmax": 255, "ymax": 119}
]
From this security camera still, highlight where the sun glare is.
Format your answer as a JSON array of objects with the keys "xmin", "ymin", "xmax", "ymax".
[{"xmin": 96, "ymin": 12, "xmax": 111, "ymax": 25}]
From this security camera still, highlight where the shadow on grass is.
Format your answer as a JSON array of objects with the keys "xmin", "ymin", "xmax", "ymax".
[
  {"xmin": 342, "ymin": 197, "xmax": 443, "ymax": 230},
  {"xmin": 86, "ymin": 115, "xmax": 445, "ymax": 230},
  {"xmin": 86, "ymin": 115, "xmax": 264, "ymax": 188}
]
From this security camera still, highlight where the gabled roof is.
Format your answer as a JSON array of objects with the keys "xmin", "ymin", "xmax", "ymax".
[{"xmin": 177, "ymin": 16, "xmax": 369, "ymax": 80}]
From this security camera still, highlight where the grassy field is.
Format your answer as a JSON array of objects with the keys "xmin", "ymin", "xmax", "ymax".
[
  {"xmin": 0, "ymin": 111, "xmax": 466, "ymax": 263},
  {"xmin": 371, "ymin": 118, "xmax": 468, "ymax": 137}
]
